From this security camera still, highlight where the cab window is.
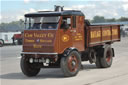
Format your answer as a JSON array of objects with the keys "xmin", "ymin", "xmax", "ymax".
[
  {"xmin": 61, "ymin": 17, "xmax": 71, "ymax": 29},
  {"xmin": 25, "ymin": 16, "xmax": 60, "ymax": 30},
  {"xmin": 72, "ymin": 16, "xmax": 76, "ymax": 28}
]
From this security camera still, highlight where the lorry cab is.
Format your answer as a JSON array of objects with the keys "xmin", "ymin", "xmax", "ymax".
[{"xmin": 23, "ymin": 8, "xmax": 85, "ymax": 54}]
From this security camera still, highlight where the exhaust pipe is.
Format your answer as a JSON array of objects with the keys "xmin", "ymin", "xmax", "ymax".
[{"xmin": 54, "ymin": 5, "xmax": 64, "ymax": 12}]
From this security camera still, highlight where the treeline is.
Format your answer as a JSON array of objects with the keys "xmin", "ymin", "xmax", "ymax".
[
  {"xmin": 0, "ymin": 19, "xmax": 24, "ymax": 32},
  {"xmin": 91, "ymin": 16, "xmax": 128, "ymax": 23},
  {"xmin": 0, "ymin": 16, "xmax": 128, "ymax": 32}
]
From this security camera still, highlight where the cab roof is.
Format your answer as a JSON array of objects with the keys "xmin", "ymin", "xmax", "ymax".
[{"xmin": 25, "ymin": 10, "xmax": 84, "ymax": 17}]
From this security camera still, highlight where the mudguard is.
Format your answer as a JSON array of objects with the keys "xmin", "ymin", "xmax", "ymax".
[{"xmin": 63, "ymin": 47, "xmax": 79, "ymax": 57}]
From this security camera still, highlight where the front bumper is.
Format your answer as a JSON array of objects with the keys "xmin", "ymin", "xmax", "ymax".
[
  {"xmin": 21, "ymin": 52, "xmax": 58, "ymax": 55},
  {"xmin": 21, "ymin": 52, "xmax": 58, "ymax": 58}
]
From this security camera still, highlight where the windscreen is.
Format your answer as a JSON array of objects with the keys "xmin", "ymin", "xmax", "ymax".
[
  {"xmin": 25, "ymin": 16, "xmax": 60, "ymax": 30},
  {"xmin": 43, "ymin": 17, "xmax": 59, "ymax": 23}
]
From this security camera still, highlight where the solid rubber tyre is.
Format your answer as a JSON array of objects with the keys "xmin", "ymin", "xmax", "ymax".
[
  {"xmin": 95, "ymin": 48, "xmax": 104, "ymax": 68},
  {"xmin": 60, "ymin": 50, "xmax": 81, "ymax": 77},
  {"xmin": 95, "ymin": 56, "xmax": 102, "ymax": 68},
  {"xmin": 100, "ymin": 45, "xmax": 113, "ymax": 68},
  {"xmin": 20, "ymin": 57, "xmax": 40, "ymax": 77},
  {"xmin": 95, "ymin": 45, "xmax": 113, "ymax": 68}
]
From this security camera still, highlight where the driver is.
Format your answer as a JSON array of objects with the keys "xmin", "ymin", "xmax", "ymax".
[
  {"xmin": 32, "ymin": 18, "xmax": 41, "ymax": 29},
  {"xmin": 61, "ymin": 19, "xmax": 69, "ymax": 28}
]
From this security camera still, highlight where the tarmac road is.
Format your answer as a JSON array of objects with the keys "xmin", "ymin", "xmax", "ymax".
[{"xmin": 0, "ymin": 37, "xmax": 128, "ymax": 85}]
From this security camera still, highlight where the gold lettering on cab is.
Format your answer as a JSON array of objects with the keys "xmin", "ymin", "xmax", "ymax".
[
  {"xmin": 24, "ymin": 33, "xmax": 33, "ymax": 37},
  {"xmin": 40, "ymin": 39, "xmax": 52, "ymax": 43},
  {"xmin": 33, "ymin": 44, "xmax": 42, "ymax": 48},
  {"xmin": 24, "ymin": 33, "xmax": 54, "ymax": 38},
  {"xmin": 25, "ymin": 39, "xmax": 35, "ymax": 43},
  {"xmin": 34, "ymin": 33, "xmax": 47, "ymax": 38},
  {"xmin": 48, "ymin": 33, "xmax": 54, "ymax": 37},
  {"xmin": 74, "ymin": 33, "xmax": 83, "ymax": 41}
]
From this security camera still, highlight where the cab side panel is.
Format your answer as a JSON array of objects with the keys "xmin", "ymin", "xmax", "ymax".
[
  {"xmin": 58, "ymin": 29, "xmax": 73, "ymax": 54},
  {"xmin": 72, "ymin": 16, "xmax": 85, "ymax": 51}
]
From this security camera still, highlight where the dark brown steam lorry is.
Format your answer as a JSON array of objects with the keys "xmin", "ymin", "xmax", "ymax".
[{"xmin": 21, "ymin": 6, "xmax": 120, "ymax": 77}]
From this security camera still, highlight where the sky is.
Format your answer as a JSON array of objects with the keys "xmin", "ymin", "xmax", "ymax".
[{"xmin": 0, "ymin": 0, "xmax": 128, "ymax": 23}]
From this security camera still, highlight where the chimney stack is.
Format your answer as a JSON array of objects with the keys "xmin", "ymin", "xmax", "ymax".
[{"xmin": 54, "ymin": 5, "xmax": 64, "ymax": 12}]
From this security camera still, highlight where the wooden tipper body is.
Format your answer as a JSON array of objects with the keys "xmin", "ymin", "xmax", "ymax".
[{"xmin": 86, "ymin": 25, "xmax": 120, "ymax": 47}]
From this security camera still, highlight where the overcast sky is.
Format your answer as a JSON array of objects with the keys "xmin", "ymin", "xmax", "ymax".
[{"xmin": 0, "ymin": 0, "xmax": 128, "ymax": 23}]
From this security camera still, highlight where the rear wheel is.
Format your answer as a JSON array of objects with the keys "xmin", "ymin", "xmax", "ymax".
[
  {"xmin": 61, "ymin": 50, "xmax": 81, "ymax": 77},
  {"xmin": 95, "ymin": 56, "xmax": 102, "ymax": 68},
  {"xmin": 95, "ymin": 45, "xmax": 113, "ymax": 68},
  {"xmin": 20, "ymin": 57, "xmax": 40, "ymax": 77}
]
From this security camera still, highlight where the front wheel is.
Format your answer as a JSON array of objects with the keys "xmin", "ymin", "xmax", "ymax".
[
  {"xmin": 20, "ymin": 57, "xmax": 40, "ymax": 77},
  {"xmin": 61, "ymin": 50, "xmax": 81, "ymax": 77}
]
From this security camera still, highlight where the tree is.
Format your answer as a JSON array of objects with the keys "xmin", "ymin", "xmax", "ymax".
[
  {"xmin": 117, "ymin": 17, "xmax": 128, "ymax": 22},
  {"xmin": 92, "ymin": 16, "xmax": 106, "ymax": 23},
  {"xmin": 91, "ymin": 16, "xmax": 128, "ymax": 23},
  {"xmin": 0, "ymin": 19, "xmax": 24, "ymax": 32},
  {"xmin": 106, "ymin": 18, "xmax": 116, "ymax": 22}
]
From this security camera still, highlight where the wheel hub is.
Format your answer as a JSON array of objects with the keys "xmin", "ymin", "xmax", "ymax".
[
  {"xmin": 71, "ymin": 60, "xmax": 76, "ymax": 68},
  {"xmin": 106, "ymin": 50, "xmax": 111, "ymax": 62},
  {"xmin": 68, "ymin": 55, "xmax": 78, "ymax": 72}
]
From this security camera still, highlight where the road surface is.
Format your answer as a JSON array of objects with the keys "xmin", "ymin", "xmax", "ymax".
[{"xmin": 0, "ymin": 37, "xmax": 128, "ymax": 85}]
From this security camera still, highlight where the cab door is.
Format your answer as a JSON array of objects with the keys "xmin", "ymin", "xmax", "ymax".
[
  {"xmin": 58, "ymin": 16, "xmax": 73, "ymax": 54},
  {"xmin": 71, "ymin": 16, "xmax": 85, "ymax": 51}
]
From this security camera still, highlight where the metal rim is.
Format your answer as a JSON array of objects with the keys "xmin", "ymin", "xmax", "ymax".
[
  {"xmin": 67, "ymin": 55, "xmax": 78, "ymax": 72},
  {"xmin": 106, "ymin": 50, "xmax": 112, "ymax": 62}
]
